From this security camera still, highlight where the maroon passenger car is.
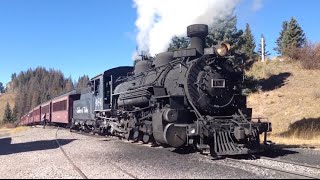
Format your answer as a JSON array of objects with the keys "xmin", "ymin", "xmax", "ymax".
[
  {"xmin": 51, "ymin": 91, "xmax": 76, "ymax": 125},
  {"xmin": 32, "ymin": 106, "xmax": 41, "ymax": 125}
]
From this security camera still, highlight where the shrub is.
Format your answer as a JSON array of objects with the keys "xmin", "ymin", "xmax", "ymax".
[
  {"xmin": 293, "ymin": 43, "xmax": 320, "ymax": 70},
  {"xmin": 282, "ymin": 118, "xmax": 320, "ymax": 139}
]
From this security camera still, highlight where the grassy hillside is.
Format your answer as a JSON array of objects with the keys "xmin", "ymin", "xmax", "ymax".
[
  {"xmin": 0, "ymin": 93, "xmax": 16, "ymax": 123},
  {"xmin": 247, "ymin": 60, "xmax": 320, "ymax": 147}
]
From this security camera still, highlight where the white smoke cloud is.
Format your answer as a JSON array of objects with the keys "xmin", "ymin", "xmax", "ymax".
[
  {"xmin": 132, "ymin": 51, "xmax": 140, "ymax": 61},
  {"xmin": 252, "ymin": 0, "xmax": 263, "ymax": 12},
  {"xmin": 133, "ymin": 0, "xmax": 241, "ymax": 56}
]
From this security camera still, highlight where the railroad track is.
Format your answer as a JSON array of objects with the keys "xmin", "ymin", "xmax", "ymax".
[
  {"xmin": 71, "ymin": 130, "xmax": 320, "ymax": 179},
  {"xmin": 56, "ymin": 128, "xmax": 139, "ymax": 179},
  {"xmin": 56, "ymin": 127, "xmax": 320, "ymax": 179},
  {"xmin": 225, "ymin": 157, "xmax": 320, "ymax": 179},
  {"xmin": 55, "ymin": 128, "xmax": 89, "ymax": 179},
  {"xmin": 260, "ymin": 156, "xmax": 320, "ymax": 172}
]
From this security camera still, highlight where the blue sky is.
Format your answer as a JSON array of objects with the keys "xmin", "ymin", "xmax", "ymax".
[{"xmin": 0, "ymin": 0, "xmax": 320, "ymax": 85}]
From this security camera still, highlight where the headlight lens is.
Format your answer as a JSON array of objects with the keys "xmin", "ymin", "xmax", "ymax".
[
  {"xmin": 216, "ymin": 43, "xmax": 231, "ymax": 57},
  {"xmin": 190, "ymin": 128, "xmax": 196, "ymax": 135}
]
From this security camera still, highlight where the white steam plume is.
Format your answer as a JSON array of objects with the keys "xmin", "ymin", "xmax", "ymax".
[{"xmin": 133, "ymin": 0, "xmax": 241, "ymax": 56}]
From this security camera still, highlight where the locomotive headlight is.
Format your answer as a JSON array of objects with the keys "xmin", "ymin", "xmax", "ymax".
[
  {"xmin": 189, "ymin": 128, "xmax": 196, "ymax": 135},
  {"xmin": 216, "ymin": 43, "xmax": 231, "ymax": 57}
]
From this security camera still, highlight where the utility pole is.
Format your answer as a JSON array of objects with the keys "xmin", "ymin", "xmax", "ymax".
[{"xmin": 261, "ymin": 35, "xmax": 265, "ymax": 62}]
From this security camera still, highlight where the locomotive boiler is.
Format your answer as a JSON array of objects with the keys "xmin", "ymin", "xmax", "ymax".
[{"xmin": 71, "ymin": 24, "xmax": 272, "ymax": 156}]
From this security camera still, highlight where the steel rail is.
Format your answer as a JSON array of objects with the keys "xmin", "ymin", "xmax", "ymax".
[
  {"xmin": 55, "ymin": 128, "xmax": 89, "ymax": 179},
  {"xmin": 259, "ymin": 156, "xmax": 320, "ymax": 171},
  {"xmin": 226, "ymin": 157, "xmax": 320, "ymax": 179},
  {"xmin": 69, "ymin": 129, "xmax": 139, "ymax": 179}
]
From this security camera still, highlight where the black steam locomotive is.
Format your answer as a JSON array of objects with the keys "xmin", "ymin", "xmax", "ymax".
[{"xmin": 71, "ymin": 24, "xmax": 271, "ymax": 156}]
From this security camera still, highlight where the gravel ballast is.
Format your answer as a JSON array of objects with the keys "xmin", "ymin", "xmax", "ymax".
[{"xmin": 1, "ymin": 127, "xmax": 319, "ymax": 179}]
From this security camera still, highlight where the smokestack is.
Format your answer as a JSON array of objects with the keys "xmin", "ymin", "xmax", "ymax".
[{"xmin": 187, "ymin": 24, "xmax": 208, "ymax": 55}]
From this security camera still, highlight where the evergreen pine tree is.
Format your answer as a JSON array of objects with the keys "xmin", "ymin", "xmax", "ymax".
[
  {"xmin": 3, "ymin": 102, "xmax": 13, "ymax": 123},
  {"xmin": 206, "ymin": 15, "xmax": 244, "ymax": 52},
  {"xmin": 12, "ymin": 106, "xmax": 18, "ymax": 122},
  {"xmin": 275, "ymin": 18, "xmax": 306, "ymax": 56},
  {"xmin": 0, "ymin": 82, "xmax": 4, "ymax": 93},
  {"xmin": 168, "ymin": 36, "xmax": 189, "ymax": 51},
  {"xmin": 242, "ymin": 23, "xmax": 256, "ymax": 60},
  {"xmin": 282, "ymin": 17, "xmax": 307, "ymax": 56},
  {"xmin": 11, "ymin": 73, "xmax": 17, "ymax": 81},
  {"xmin": 274, "ymin": 21, "xmax": 288, "ymax": 55},
  {"xmin": 65, "ymin": 76, "xmax": 74, "ymax": 92},
  {"xmin": 167, "ymin": 14, "xmax": 245, "ymax": 53}
]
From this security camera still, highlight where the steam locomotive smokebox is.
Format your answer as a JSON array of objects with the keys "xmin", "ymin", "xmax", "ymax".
[{"xmin": 187, "ymin": 24, "xmax": 208, "ymax": 55}]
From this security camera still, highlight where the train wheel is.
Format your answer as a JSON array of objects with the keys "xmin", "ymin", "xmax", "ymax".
[
  {"xmin": 133, "ymin": 129, "xmax": 141, "ymax": 142},
  {"xmin": 142, "ymin": 133, "xmax": 151, "ymax": 144},
  {"xmin": 124, "ymin": 128, "xmax": 132, "ymax": 140},
  {"xmin": 90, "ymin": 127, "xmax": 96, "ymax": 135}
]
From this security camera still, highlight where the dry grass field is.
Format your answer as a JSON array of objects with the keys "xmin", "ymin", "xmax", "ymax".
[
  {"xmin": 0, "ymin": 125, "xmax": 27, "ymax": 138},
  {"xmin": 247, "ymin": 60, "xmax": 320, "ymax": 147}
]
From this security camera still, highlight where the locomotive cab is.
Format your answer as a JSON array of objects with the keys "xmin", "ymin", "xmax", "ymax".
[
  {"xmin": 91, "ymin": 66, "xmax": 134, "ymax": 111},
  {"xmin": 91, "ymin": 74, "xmax": 105, "ymax": 110}
]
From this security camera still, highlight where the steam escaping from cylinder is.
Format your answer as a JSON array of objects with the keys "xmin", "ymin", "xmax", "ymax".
[{"xmin": 133, "ymin": 0, "xmax": 241, "ymax": 56}]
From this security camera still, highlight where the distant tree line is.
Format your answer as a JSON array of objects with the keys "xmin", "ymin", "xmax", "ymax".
[
  {"xmin": 166, "ymin": 14, "xmax": 312, "ymax": 95},
  {"xmin": 8, "ymin": 67, "xmax": 90, "ymax": 121},
  {"xmin": 167, "ymin": 14, "xmax": 264, "ymax": 69},
  {"xmin": 167, "ymin": 15, "xmax": 306, "ymax": 66}
]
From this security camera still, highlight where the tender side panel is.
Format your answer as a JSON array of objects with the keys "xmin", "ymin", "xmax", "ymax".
[{"xmin": 73, "ymin": 92, "xmax": 94, "ymax": 121}]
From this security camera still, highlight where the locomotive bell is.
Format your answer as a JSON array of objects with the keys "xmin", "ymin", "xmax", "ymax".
[
  {"xmin": 187, "ymin": 24, "xmax": 208, "ymax": 55},
  {"xmin": 204, "ymin": 42, "xmax": 231, "ymax": 57}
]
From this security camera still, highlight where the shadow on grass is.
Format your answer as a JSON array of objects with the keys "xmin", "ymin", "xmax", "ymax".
[
  {"xmin": 280, "ymin": 118, "xmax": 320, "ymax": 140},
  {"xmin": 258, "ymin": 118, "xmax": 320, "ymax": 157},
  {"xmin": 259, "ymin": 72, "xmax": 292, "ymax": 91},
  {"xmin": 244, "ymin": 72, "xmax": 292, "ymax": 93}
]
